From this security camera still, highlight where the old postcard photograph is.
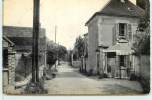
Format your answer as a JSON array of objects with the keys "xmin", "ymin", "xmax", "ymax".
[{"xmin": 2, "ymin": 0, "xmax": 150, "ymax": 96}]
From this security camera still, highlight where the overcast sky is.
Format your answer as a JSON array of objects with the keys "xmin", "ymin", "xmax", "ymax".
[{"xmin": 3, "ymin": 0, "xmax": 136, "ymax": 49}]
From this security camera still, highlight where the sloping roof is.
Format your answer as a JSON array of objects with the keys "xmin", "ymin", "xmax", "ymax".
[
  {"xmin": 103, "ymin": 42, "xmax": 134, "ymax": 55},
  {"xmin": 3, "ymin": 35, "xmax": 15, "ymax": 46},
  {"xmin": 3, "ymin": 26, "xmax": 46, "ymax": 51},
  {"xmin": 3, "ymin": 26, "xmax": 45, "ymax": 38},
  {"xmin": 86, "ymin": 0, "xmax": 145, "ymax": 25}
]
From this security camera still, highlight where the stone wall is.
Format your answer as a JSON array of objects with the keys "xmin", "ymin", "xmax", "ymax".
[{"xmin": 3, "ymin": 37, "xmax": 16, "ymax": 93}]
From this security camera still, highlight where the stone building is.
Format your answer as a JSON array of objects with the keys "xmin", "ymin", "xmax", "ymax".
[
  {"xmin": 3, "ymin": 26, "xmax": 47, "ymax": 81},
  {"xmin": 85, "ymin": 0, "xmax": 145, "ymax": 78},
  {"xmin": 3, "ymin": 36, "xmax": 16, "ymax": 93}
]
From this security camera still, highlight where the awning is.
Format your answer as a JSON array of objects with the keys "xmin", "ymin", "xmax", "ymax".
[{"xmin": 103, "ymin": 43, "xmax": 134, "ymax": 55}]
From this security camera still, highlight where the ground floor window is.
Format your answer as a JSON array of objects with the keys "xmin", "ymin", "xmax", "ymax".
[{"xmin": 119, "ymin": 55, "xmax": 125, "ymax": 66}]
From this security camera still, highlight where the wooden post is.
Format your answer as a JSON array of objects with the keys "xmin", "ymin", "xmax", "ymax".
[
  {"xmin": 55, "ymin": 26, "xmax": 57, "ymax": 69},
  {"xmin": 32, "ymin": 0, "xmax": 40, "ymax": 83}
]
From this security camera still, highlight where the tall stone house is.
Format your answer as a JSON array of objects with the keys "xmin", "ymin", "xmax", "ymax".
[
  {"xmin": 85, "ymin": 0, "xmax": 145, "ymax": 79},
  {"xmin": 3, "ymin": 26, "xmax": 47, "ymax": 81}
]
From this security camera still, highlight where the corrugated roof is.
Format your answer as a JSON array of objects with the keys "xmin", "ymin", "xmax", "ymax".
[{"xmin": 86, "ymin": 0, "xmax": 145, "ymax": 25}]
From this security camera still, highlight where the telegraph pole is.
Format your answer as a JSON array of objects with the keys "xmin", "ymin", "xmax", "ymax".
[
  {"xmin": 32, "ymin": 0, "xmax": 40, "ymax": 83},
  {"xmin": 55, "ymin": 26, "xmax": 57, "ymax": 69}
]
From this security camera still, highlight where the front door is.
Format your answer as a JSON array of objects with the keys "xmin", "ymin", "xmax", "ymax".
[{"xmin": 119, "ymin": 55, "xmax": 128, "ymax": 79}]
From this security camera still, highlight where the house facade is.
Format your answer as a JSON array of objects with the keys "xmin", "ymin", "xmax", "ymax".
[{"xmin": 85, "ymin": 0, "xmax": 145, "ymax": 78}]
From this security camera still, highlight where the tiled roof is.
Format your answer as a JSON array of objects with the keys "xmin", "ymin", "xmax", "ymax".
[
  {"xmin": 3, "ymin": 26, "xmax": 46, "ymax": 51},
  {"xmin": 3, "ymin": 26, "xmax": 45, "ymax": 38},
  {"xmin": 86, "ymin": 0, "xmax": 145, "ymax": 25}
]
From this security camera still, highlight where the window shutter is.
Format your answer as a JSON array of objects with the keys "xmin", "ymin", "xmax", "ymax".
[
  {"xmin": 127, "ymin": 24, "xmax": 132, "ymax": 41},
  {"xmin": 116, "ymin": 23, "xmax": 119, "ymax": 41},
  {"xmin": 112, "ymin": 26, "xmax": 116, "ymax": 45},
  {"xmin": 113, "ymin": 23, "xmax": 119, "ymax": 44}
]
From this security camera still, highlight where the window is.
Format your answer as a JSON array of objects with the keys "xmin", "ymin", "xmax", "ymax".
[
  {"xmin": 119, "ymin": 23, "xmax": 126, "ymax": 37},
  {"xmin": 119, "ymin": 55, "xmax": 125, "ymax": 66},
  {"xmin": 3, "ymin": 49, "xmax": 8, "ymax": 68}
]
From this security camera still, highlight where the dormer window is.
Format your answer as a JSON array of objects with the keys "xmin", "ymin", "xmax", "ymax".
[{"xmin": 119, "ymin": 23, "xmax": 127, "ymax": 38}]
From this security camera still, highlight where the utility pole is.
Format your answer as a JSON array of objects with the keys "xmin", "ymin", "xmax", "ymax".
[
  {"xmin": 32, "ymin": 0, "xmax": 40, "ymax": 83},
  {"xmin": 55, "ymin": 26, "xmax": 57, "ymax": 69}
]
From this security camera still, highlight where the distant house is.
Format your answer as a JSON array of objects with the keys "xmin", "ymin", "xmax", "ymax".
[
  {"xmin": 85, "ymin": 0, "xmax": 145, "ymax": 78},
  {"xmin": 3, "ymin": 36, "xmax": 16, "ymax": 92},
  {"xmin": 3, "ymin": 26, "xmax": 47, "ymax": 81}
]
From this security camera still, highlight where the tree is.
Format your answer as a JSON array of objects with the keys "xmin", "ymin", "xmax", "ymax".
[
  {"xmin": 74, "ymin": 36, "xmax": 85, "ymax": 59},
  {"xmin": 58, "ymin": 45, "xmax": 67, "ymax": 61},
  {"xmin": 46, "ymin": 40, "xmax": 67, "ymax": 66},
  {"xmin": 133, "ymin": 0, "xmax": 150, "ymax": 55},
  {"xmin": 137, "ymin": 0, "xmax": 150, "ymax": 31}
]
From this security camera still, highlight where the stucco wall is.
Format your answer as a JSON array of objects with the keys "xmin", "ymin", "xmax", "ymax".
[
  {"xmin": 87, "ymin": 16, "xmax": 98, "ymax": 74},
  {"xmin": 97, "ymin": 15, "xmax": 139, "ymax": 46}
]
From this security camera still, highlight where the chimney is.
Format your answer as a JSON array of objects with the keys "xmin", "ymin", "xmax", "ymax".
[{"xmin": 120, "ymin": 0, "xmax": 128, "ymax": 3}]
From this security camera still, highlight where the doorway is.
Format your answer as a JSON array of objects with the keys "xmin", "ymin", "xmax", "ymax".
[{"xmin": 119, "ymin": 55, "xmax": 128, "ymax": 79}]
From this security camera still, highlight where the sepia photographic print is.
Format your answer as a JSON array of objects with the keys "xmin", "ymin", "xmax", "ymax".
[{"xmin": 2, "ymin": 0, "xmax": 150, "ymax": 96}]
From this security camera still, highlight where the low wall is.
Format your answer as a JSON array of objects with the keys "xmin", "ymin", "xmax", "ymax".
[
  {"xmin": 134, "ymin": 55, "xmax": 150, "ymax": 80},
  {"xmin": 139, "ymin": 55, "xmax": 150, "ymax": 81}
]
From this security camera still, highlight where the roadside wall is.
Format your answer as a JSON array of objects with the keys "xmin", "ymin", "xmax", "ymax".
[{"xmin": 134, "ymin": 55, "xmax": 150, "ymax": 80}]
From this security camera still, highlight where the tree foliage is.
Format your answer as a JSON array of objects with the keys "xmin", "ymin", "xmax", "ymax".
[
  {"xmin": 47, "ymin": 41, "xmax": 67, "ymax": 65},
  {"xmin": 73, "ymin": 36, "xmax": 85, "ymax": 60},
  {"xmin": 133, "ymin": 0, "xmax": 150, "ymax": 55}
]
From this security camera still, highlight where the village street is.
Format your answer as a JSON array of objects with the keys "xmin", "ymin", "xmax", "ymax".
[{"xmin": 45, "ymin": 62, "xmax": 143, "ymax": 95}]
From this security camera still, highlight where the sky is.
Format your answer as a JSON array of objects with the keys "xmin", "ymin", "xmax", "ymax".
[{"xmin": 3, "ymin": 0, "xmax": 136, "ymax": 49}]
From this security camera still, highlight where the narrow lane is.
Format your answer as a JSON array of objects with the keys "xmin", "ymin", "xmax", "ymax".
[{"xmin": 45, "ymin": 62, "xmax": 143, "ymax": 95}]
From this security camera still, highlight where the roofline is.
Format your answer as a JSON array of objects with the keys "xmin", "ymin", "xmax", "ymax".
[
  {"xmin": 3, "ymin": 25, "xmax": 46, "ymax": 30},
  {"xmin": 85, "ymin": 12, "xmax": 142, "ymax": 26},
  {"xmin": 3, "ymin": 36, "xmax": 15, "ymax": 46}
]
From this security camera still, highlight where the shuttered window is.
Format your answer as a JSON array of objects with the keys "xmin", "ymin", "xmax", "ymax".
[
  {"xmin": 119, "ymin": 23, "xmax": 127, "ymax": 39},
  {"xmin": 113, "ymin": 23, "xmax": 132, "ymax": 44}
]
